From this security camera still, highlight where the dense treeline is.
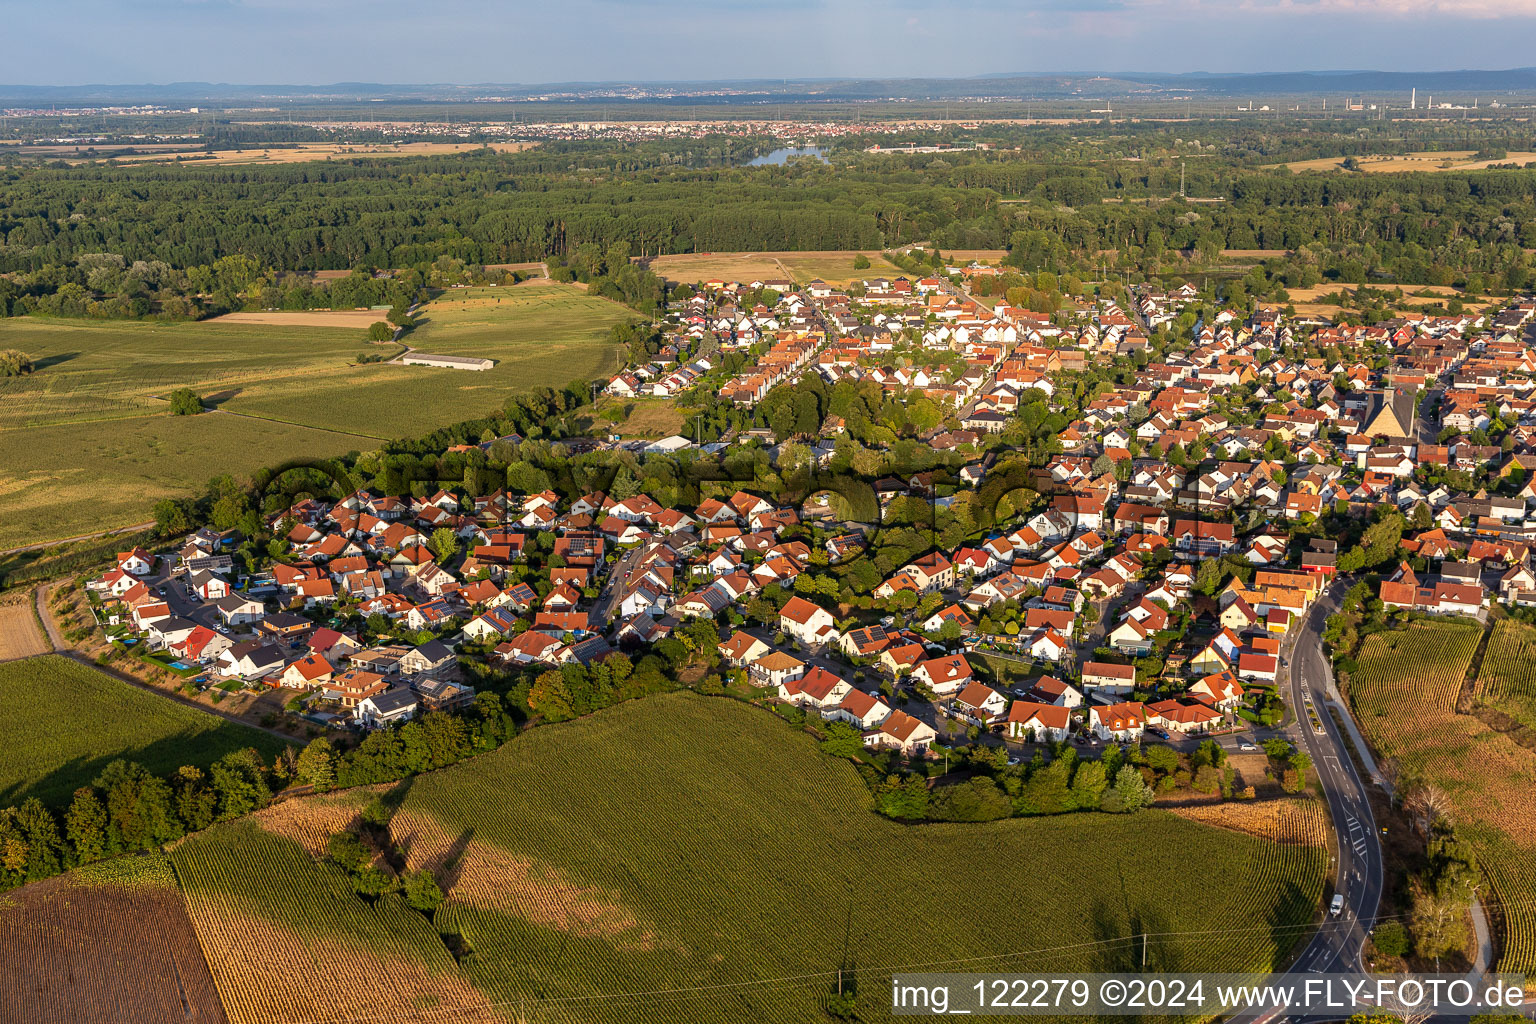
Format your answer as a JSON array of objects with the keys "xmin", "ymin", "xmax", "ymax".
[{"xmin": 5, "ymin": 130, "xmax": 1536, "ymax": 319}]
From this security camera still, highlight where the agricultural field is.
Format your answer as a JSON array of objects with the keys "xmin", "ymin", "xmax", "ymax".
[
  {"xmin": 161, "ymin": 694, "xmax": 1327, "ymax": 1023},
  {"xmin": 0, "ymin": 655, "xmax": 292, "ymax": 808},
  {"xmin": 215, "ymin": 284, "xmax": 629, "ymax": 438},
  {"xmin": 0, "ymin": 283, "xmax": 631, "ymax": 546},
  {"xmin": 1280, "ymin": 150, "xmax": 1536, "ymax": 173},
  {"xmin": 1474, "ymin": 619, "xmax": 1536, "ymax": 730},
  {"xmin": 64, "ymin": 140, "xmax": 538, "ymax": 167},
  {"xmin": 1348, "ymin": 621, "xmax": 1536, "ymax": 973},
  {"xmin": 0, "ymin": 411, "xmax": 364, "ymax": 551},
  {"xmin": 205, "ymin": 310, "xmax": 388, "ymax": 329},
  {"xmin": 0, "ymin": 852, "xmax": 227, "ymax": 1024},
  {"xmin": 647, "ymin": 250, "xmax": 908, "ymax": 287},
  {"xmin": 396, "ymin": 694, "xmax": 1317, "ymax": 1023},
  {"xmin": 0, "ymin": 592, "xmax": 48, "ymax": 661},
  {"xmin": 172, "ymin": 819, "xmax": 501, "ymax": 1024}
]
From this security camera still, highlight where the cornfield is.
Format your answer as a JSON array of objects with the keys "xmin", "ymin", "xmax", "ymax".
[
  {"xmin": 171, "ymin": 821, "xmax": 501, "ymax": 1024},
  {"xmin": 392, "ymin": 693, "xmax": 1328, "ymax": 1023},
  {"xmin": 0, "ymin": 655, "xmax": 291, "ymax": 807},
  {"xmin": 1476, "ymin": 619, "xmax": 1536, "ymax": 730},
  {"xmin": 1351, "ymin": 621, "xmax": 1536, "ymax": 973}
]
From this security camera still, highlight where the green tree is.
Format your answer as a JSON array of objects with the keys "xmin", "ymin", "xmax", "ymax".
[
  {"xmin": 1103, "ymin": 765, "xmax": 1154, "ymax": 813},
  {"xmin": 65, "ymin": 787, "xmax": 108, "ymax": 864},
  {"xmin": 297, "ymin": 739, "xmax": 338, "ymax": 792},
  {"xmin": 0, "ymin": 349, "xmax": 33, "ymax": 377},
  {"xmin": 168, "ymin": 388, "xmax": 204, "ymax": 415},
  {"xmin": 529, "ymin": 669, "xmax": 576, "ymax": 722},
  {"xmin": 403, "ymin": 869, "xmax": 446, "ymax": 912},
  {"xmin": 929, "ymin": 777, "xmax": 1012, "ymax": 822},
  {"xmin": 209, "ymin": 749, "xmax": 271, "ymax": 820},
  {"xmin": 853, "ymin": 254, "xmax": 871, "ymax": 270},
  {"xmin": 151, "ymin": 497, "xmax": 194, "ymax": 538},
  {"xmin": 820, "ymin": 721, "xmax": 866, "ymax": 760},
  {"xmin": 1371, "ymin": 920, "xmax": 1410, "ymax": 958},
  {"xmin": 1069, "ymin": 760, "xmax": 1109, "ymax": 808},
  {"xmin": 431, "ymin": 527, "xmax": 459, "ymax": 564},
  {"xmin": 366, "ymin": 321, "xmax": 395, "ymax": 341}
]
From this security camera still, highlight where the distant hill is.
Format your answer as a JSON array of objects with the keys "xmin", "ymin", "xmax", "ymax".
[{"xmin": 3, "ymin": 68, "xmax": 1536, "ymax": 106}]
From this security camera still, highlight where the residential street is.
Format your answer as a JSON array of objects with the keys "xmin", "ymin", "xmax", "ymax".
[{"xmin": 1225, "ymin": 585, "xmax": 1386, "ymax": 1022}]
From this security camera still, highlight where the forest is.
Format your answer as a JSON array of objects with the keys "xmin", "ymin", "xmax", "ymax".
[{"xmin": 6, "ymin": 121, "xmax": 1536, "ymax": 322}]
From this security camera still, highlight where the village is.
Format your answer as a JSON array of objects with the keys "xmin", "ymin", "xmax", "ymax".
[{"xmin": 77, "ymin": 255, "xmax": 1536, "ymax": 777}]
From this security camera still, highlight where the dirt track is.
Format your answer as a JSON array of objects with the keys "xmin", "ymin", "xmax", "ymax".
[{"xmin": 205, "ymin": 310, "xmax": 386, "ymax": 328}]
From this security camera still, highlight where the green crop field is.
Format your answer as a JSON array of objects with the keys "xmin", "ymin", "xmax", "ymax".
[
  {"xmin": 1476, "ymin": 619, "xmax": 1536, "ymax": 730},
  {"xmin": 0, "ymin": 283, "xmax": 631, "ymax": 547},
  {"xmin": 171, "ymin": 693, "xmax": 1327, "ymax": 1024},
  {"xmin": 0, "ymin": 655, "xmax": 293, "ymax": 808},
  {"xmin": 1350, "ymin": 621, "xmax": 1536, "ymax": 972}
]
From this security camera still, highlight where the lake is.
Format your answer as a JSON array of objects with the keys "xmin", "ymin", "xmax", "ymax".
[{"xmin": 746, "ymin": 146, "xmax": 829, "ymax": 166}]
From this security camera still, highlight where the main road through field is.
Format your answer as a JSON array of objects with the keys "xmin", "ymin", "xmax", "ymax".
[{"xmin": 1224, "ymin": 585, "xmax": 1386, "ymax": 1023}]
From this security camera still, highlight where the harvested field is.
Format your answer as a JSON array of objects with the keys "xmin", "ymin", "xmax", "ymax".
[
  {"xmin": 0, "ymin": 593, "xmax": 47, "ymax": 662},
  {"xmin": 0, "ymin": 853, "xmax": 227, "ymax": 1024},
  {"xmin": 1281, "ymin": 150, "xmax": 1536, "ymax": 173},
  {"xmin": 96, "ymin": 141, "xmax": 538, "ymax": 167},
  {"xmin": 647, "ymin": 250, "xmax": 908, "ymax": 286},
  {"xmin": 205, "ymin": 310, "xmax": 389, "ymax": 329},
  {"xmin": 250, "ymin": 787, "xmax": 381, "ymax": 858},
  {"xmin": 591, "ymin": 397, "xmax": 688, "ymax": 439},
  {"xmin": 1168, "ymin": 798, "xmax": 1331, "ymax": 845}
]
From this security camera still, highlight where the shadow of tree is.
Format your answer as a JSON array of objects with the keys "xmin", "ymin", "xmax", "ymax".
[
  {"xmin": 200, "ymin": 388, "xmax": 245, "ymax": 409},
  {"xmin": 31, "ymin": 351, "xmax": 81, "ymax": 371},
  {"xmin": 0, "ymin": 722, "xmax": 287, "ymax": 809}
]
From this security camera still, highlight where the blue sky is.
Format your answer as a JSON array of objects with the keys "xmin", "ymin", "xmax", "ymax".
[{"xmin": 3, "ymin": 0, "xmax": 1533, "ymax": 85}]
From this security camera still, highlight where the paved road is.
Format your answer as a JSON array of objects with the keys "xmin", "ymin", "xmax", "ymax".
[
  {"xmin": 1417, "ymin": 386, "xmax": 1443, "ymax": 448},
  {"xmin": 596, "ymin": 545, "xmax": 644, "ymax": 635},
  {"xmin": 1226, "ymin": 585, "xmax": 1385, "ymax": 1022}
]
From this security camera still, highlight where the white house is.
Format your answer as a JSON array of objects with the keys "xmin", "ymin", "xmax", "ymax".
[
  {"xmin": 779, "ymin": 596, "xmax": 837, "ymax": 647},
  {"xmin": 1081, "ymin": 661, "xmax": 1136, "ymax": 696},
  {"xmin": 912, "ymin": 654, "xmax": 974, "ymax": 696},
  {"xmin": 952, "ymin": 681, "xmax": 1007, "ymax": 726},
  {"xmin": 825, "ymin": 688, "xmax": 893, "ymax": 731},
  {"xmin": 355, "ymin": 687, "xmax": 420, "ymax": 729},
  {"xmin": 215, "ymin": 595, "xmax": 265, "ymax": 628},
  {"xmin": 1006, "ymin": 701, "xmax": 1072, "ymax": 743},
  {"xmin": 1089, "ymin": 702, "xmax": 1147, "ymax": 742},
  {"xmin": 865, "ymin": 709, "xmax": 937, "ymax": 756},
  {"xmin": 779, "ymin": 666, "xmax": 852, "ymax": 710}
]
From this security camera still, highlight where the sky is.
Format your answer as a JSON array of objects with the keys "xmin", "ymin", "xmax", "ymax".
[{"xmin": 3, "ymin": 0, "xmax": 1535, "ymax": 85}]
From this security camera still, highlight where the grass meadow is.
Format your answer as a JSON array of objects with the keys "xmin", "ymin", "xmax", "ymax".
[
  {"xmin": 0, "ymin": 655, "xmax": 293, "ymax": 808},
  {"xmin": 0, "ymin": 282, "xmax": 631, "ymax": 546}
]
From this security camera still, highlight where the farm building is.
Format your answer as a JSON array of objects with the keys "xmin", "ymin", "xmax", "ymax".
[{"xmin": 401, "ymin": 352, "xmax": 495, "ymax": 371}]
